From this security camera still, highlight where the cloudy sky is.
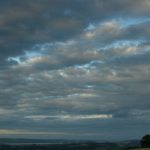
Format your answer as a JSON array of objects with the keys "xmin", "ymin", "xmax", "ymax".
[{"xmin": 0, "ymin": 0, "xmax": 150, "ymax": 141}]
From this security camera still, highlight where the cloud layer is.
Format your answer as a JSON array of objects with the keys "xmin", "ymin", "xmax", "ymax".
[{"xmin": 0, "ymin": 0, "xmax": 150, "ymax": 140}]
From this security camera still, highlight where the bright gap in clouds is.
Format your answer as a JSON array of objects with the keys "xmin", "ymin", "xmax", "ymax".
[{"xmin": 25, "ymin": 114, "xmax": 113, "ymax": 121}]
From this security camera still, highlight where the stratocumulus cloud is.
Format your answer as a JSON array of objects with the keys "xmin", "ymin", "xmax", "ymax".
[{"xmin": 0, "ymin": 0, "xmax": 150, "ymax": 140}]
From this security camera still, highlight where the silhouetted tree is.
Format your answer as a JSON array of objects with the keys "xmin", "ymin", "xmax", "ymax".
[{"xmin": 141, "ymin": 134, "xmax": 150, "ymax": 148}]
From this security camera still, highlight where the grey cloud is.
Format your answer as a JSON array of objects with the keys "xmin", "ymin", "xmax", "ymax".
[
  {"xmin": 6, "ymin": 20, "xmax": 150, "ymax": 72},
  {"xmin": 0, "ymin": 0, "xmax": 150, "ymax": 63},
  {"xmin": 111, "ymin": 51, "xmax": 150, "ymax": 66}
]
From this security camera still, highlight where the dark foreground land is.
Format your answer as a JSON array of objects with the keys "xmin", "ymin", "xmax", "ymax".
[
  {"xmin": 0, "ymin": 143, "xmax": 122, "ymax": 150},
  {"xmin": 0, "ymin": 142, "xmax": 143, "ymax": 150}
]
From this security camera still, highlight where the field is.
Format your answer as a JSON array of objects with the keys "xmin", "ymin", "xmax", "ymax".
[{"xmin": 130, "ymin": 148, "xmax": 150, "ymax": 150}]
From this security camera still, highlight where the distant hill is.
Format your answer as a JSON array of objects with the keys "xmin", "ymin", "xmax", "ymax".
[
  {"xmin": 0, "ymin": 138, "xmax": 73, "ymax": 144},
  {"xmin": 0, "ymin": 142, "xmax": 121, "ymax": 150},
  {"xmin": 0, "ymin": 138, "xmax": 141, "ymax": 150},
  {"xmin": 117, "ymin": 140, "xmax": 140, "ymax": 149}
]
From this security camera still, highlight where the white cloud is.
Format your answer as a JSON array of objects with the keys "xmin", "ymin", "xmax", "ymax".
[
  {"xmin": 25, "ymin": 114, "xmax": 113, "ymax": 121},
  {"xmin": 0, "ymin": 129, "xmax": 66, "ymax": 135}
]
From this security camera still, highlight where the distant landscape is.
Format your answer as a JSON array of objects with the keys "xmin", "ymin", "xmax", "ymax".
[
  {"xmin": 1, "ymin": 135, "xmax": 150, "ymax": 150},
  {"xmin": 0, "ymin": 138, "xmax": 141, "ymax": 150}
]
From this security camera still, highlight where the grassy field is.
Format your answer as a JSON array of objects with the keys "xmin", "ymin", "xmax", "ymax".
[{"xmin": 131, "ymin": 148, "xmax": 150, "ymax": 150}]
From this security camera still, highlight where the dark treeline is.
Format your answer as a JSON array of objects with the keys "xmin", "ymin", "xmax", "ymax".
[{"xmin": 140, "ymin": 134, "xmax": 150, "ymax": 148}]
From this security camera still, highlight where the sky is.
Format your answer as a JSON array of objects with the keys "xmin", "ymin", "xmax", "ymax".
[{"xmin": 0, "ymin": 0, "xmax": 150, "ymax": 141}]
